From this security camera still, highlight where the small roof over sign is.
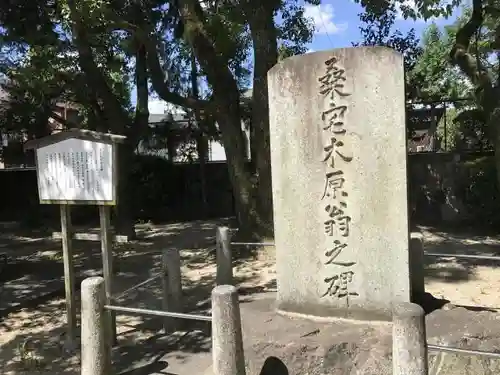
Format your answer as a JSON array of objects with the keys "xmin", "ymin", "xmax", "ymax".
[{"xmin": 23, "ymin": 128, "xmax": 127, "ymax": 151}]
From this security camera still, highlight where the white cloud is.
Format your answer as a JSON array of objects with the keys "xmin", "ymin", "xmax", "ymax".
[
  {"xmin": 306, "ymin": 49, "xmax": 315, "ymax": 54},
  {"xmin": 304, "ymin": 4, "xmax": 348, "ymax": 35},
  {"xmin": 394, "ymin": 0, "xmax": 446, "ymax": 22},
  {"xmin": 395, "ymin": 0, "xmax": 423, "ymax": 20}
]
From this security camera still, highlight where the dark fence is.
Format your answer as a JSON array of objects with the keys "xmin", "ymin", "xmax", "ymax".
[
  {"xmin": 0, "ymin": 156, "xmax": 235, "ymax": 226},
  {"xmin": 408, "ymin": 150, "xmax": 497, "ymax": 226},
  {"xmin": 0, "ymin": 152, "xmax": 496, "ymax": 228}
]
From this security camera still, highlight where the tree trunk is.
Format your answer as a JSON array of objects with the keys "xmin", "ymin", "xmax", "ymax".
[
  {"xmin": 449, "ymin": 0, "xmax": 500, "ymax": 225},
  {"xmin": 212, "ymin": 102, "xmax": 262, "ymax": 237},
  {"xmin": 215, "ymin": 105, "xmax": 263, "ymax": 239},
  {"xmin": 68, "ymin": 1, "xmax": 138, "ymax": 236},
  {"xmin": 173, "ymin": 0, "xmax": 270, "ymax": 238},
  {"xmin": 196, "ymin": 132, "xmax": 209, "ymax": 217},
  {"xmin": 247, "ymin": 7, "xmax": 279, "ymax": 237},
  {"xmin": 115, "ymin": 142, "xmax": 136, "ymax": 238},
  {"xmin": 115, "ymin": 41, "xmax": 150, "ymax": 238},
  {"xmin": 147, "ymin": 0, "xmax": 277, "ymax": 238},
  {"xmin": 191, "ymin": 52, "xmax": 208, "ymax": 218}
]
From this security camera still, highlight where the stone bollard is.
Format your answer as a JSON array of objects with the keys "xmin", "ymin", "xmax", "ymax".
[
  {"xmin": 81, "ymin": 277, "xmax": 112, "ymax": 375},
  {"xmin": 216, "ymin": 227, "xmax": 233, "ymax": 285},
  {"xmin": 212, "ymin": 285, "xmax": 246, "ymax": 375},
  {"xmin": 162, "ymin": 249, "xmax": 183, "ymax": 333},
  {"xmin": 393, "ymin": 302, "xmax": 429, "ymax": 375},
  {"xmin": 410, "ymin": 233, "xmax": 425, "ymax": 302}
]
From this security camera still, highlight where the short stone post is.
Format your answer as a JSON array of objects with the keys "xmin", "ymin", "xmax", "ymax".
[
  {"xmin": 162, "ymin": 249, "xmax": 182, "ymax": 333},
  {"xmin": 410, "ymin": 233, "xmax": 425, "ymax": 301},
  {"xmin": 81, "ymin": 277, "xmax": 112, "ymax": 375},
  {"xmin": 216, "ymin": 227, "xmax": 233, "ymax": 285},
  {"xmin": 393, "ymin": 302, "xmax": 428, "ymax": 375},
  {"xmin": 212, "ymin": 285, "xmax": 246, "ymax": 375}
]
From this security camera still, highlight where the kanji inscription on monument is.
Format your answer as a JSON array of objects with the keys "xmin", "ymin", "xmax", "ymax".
[{"xmin": 268, "ymin": 47, "xmax": 411, "ymax": 321}]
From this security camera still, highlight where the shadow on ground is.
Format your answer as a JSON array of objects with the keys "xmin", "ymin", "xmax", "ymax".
[
  {"xmin": 5, "ymin": 219, "xmax": 500, "ymax": 373},
  {"xmin": 0, "ymin": 218, "xmax": 275, "ymax": 375},
  {"xmin": 0, "ymin": 218, "xmax": 230, "ymax": 317},
  {"xmin": 418, "ymin": 225, "xmax": 500, "ymax": 284}
]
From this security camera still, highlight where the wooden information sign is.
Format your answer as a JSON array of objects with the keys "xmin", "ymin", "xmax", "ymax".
[{"xmin": 24, "ymin": 129, "xmax": 126, "ymax": 349}]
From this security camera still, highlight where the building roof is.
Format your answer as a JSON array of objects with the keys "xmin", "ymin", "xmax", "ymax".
[
  {"xmin": 24, "ymin": 128, "xmax": 126, "ymax": 151},
  {"xmin": 148, "ymin": 88, "xmax": 253, "ymax": 126},
  {"xmin": 148, "ymin": 112, "xmax": 191, "ymax": 125}
]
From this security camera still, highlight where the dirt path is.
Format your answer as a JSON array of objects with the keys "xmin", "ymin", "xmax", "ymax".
[
  {"xmin": 421, "ymin": 226, "xmax": 500, "ymax": 309},
  {"xmin": 0, "ymin": 219, "xmax": 276, "ymax": 375},
  {"xmin": 0, "ymin": 221, "xmax": 499, "ymax": 374}
]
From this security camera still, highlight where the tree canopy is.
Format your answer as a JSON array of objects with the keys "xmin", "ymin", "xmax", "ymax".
[{"xmin": 0, "ymin": 0, "xmax": 322, "ymax": 237}]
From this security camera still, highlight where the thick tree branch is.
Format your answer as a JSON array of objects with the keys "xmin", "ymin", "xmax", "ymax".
[
  {"xmin": 144, "ymin": 35, "xmax": 210, "ymax": 110},
  {"xmin": 66, "ymin": 0, "xmax": 130, "ymax": 132},
  {"xmin": 449, "ymin": 0, "xmax": 489, "ymax": 89},
  {"xmin": 176, "ymin": 0, "xmax": 251, "ymax": 159},
  {"xmin": 130, "ymin": 41, "xmax": 149, "ymax": 144},
  {"xmin": 177, "ymin": 0, "xmax": 241, "ymax": 105},
  {"xmin": 107, "ymin": 19, "xmax": 210, "ymax": 111},
  {"xmin": 449, "ymin": 0, "xmax": 500, "ymax": 145}
]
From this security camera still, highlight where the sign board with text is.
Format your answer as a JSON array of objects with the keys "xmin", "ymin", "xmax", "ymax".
[{"xmin": 24, "ymin": 129, "xmax": 126, "ymax": 205}]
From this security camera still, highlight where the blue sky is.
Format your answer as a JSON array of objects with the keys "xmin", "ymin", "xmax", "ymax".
[
  {"xmin": 146, "ymin": 0, "xmax": 462, "ymax": 114},
  {"xmin": 303, "ymin": 0, "xmax": 460, "ymax": 51}
]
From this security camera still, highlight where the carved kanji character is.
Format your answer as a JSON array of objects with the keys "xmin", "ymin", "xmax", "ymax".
[
  {"xmin": 322, "ymin": 170, "xmax": 347, "ymax": 200},
  {"xmin": 323, "ymin": 137, "xmax": 353, "ymax": 168},
  {"xmin": 324, "ymin": 215, "xmax": 351, "ymax": 237},
  {"xmin": 324, "ymin": 220, "xmax": 335, "ymax": 236},
  {"xmin": 321, "ymin": 271, "xmax": 358, "ymax": 298},
  {"xmin": 325, "ymin": 202, "xmax": 347, "ymax": 218},
  {"xmin": 324, "ymin": 240, "xmax": 356, "ymax": 266},
  {"xmin": 322, "ymin": 105, "xmax": 348, "ymax": 134},
  {"xmin": 318, "ymin": 57, "xmax": 350, "ymax": 98}
]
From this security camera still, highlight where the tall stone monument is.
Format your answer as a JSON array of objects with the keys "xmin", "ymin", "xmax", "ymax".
[{"xmin": 268, "ymin": 47, "xmax": 410, "ymax": 321}]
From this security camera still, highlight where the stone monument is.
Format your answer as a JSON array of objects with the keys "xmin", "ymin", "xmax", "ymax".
[{"xmin": 267, "ymin": 47, "xmax": 410, "ymax": 321}]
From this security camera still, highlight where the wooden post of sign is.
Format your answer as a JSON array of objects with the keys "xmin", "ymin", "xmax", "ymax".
[
  {"xmin": 60, "ymin": 204, "xmax": 77, "ymax": 349},
  {"xmin": 99, "ymin": 205, "xmax": 116, "ymax": 346}
]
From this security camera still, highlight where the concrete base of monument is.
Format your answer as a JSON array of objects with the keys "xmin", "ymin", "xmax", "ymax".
[
  {"xmin": 276, "ymin": 300, "xmax": 395, "ymax": 323},
  {"xmin": 203, "ymin": 292, "xmax": 500, "ymax": 375}
]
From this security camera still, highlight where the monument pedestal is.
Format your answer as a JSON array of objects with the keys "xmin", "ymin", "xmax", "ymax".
[{"xmin": 277, "ymin": 298, "xmax": 394, "ymax": 322}]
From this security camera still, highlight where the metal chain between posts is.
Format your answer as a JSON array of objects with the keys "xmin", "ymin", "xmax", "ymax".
[
  {"xmin": 419, "ymin": 236, "xmax": 500, "ymax": 362},
  {"xmin": 425, "ymin": 252, "xmax": 500, "ymax": 261},
  {"xmin": 112, "ymin": 273, "xmax": 162, "ymax": 301},
  {"xmin": 230, "ymin": 242, "xmax": 275, "ymax": 246},
  {"xmin": 427, "ymin": 344, "xmax": 500, "ymax": 359},
  {"xmin": 81, "ymin": 277, "xmax": 246, "ymax": 375},
  {"xmin": 104, "ymin": 304, "xmax": 211, "ymax": 321}
]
